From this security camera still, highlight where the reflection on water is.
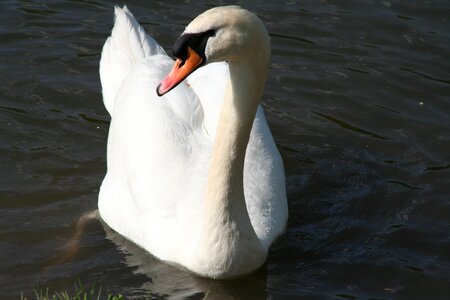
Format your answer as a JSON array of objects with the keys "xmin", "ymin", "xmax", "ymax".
[
  {"xmin": 102, "ymin": 221, "xmax": 268, "ymax": 300},
  {"xmin": 1, "ymin": 0, "xmax": 449, "ymax": 299}
]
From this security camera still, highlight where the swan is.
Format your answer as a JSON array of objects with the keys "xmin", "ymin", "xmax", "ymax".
[{"xmin": 98, "ymin": 5, "xmax": 288, "ymax": 279}]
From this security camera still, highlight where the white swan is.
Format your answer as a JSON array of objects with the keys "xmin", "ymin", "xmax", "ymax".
[{"xmin": 98, "ymin": 5, "xmax": 288, "ymax": 279}]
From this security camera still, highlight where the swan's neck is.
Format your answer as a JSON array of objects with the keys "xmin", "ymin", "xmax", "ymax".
[
  {"xmin": 207, "ymin": 61, "xmax": 266, "ymax": 205},
  {"xmin": 193, "ymin": 53, "xmax": 270, "ymax": 278}
]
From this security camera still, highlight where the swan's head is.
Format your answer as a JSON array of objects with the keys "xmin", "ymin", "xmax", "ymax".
[{"xmin": 157, "ymin": 6, "xmax": 269, "ymax": 96}]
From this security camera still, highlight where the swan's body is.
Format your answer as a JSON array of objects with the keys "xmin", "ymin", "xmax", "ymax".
[{"xmin": 98, "ymin": 6, "xmax": 288, "ymax": 279}]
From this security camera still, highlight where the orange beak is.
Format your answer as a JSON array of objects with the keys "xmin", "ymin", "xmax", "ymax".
[{"xmin": 157, "ymin": 47, "xmax": 203, "ymax": 96}]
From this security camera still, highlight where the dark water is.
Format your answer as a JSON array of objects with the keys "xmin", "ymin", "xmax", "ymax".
[{"xmin": 1, "ymin": 0, "xmax": 449, "ymax": 299}]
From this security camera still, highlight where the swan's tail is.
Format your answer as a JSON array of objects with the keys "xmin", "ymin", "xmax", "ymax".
[{"xmin": 100, "ymin": 6, "xmax": 166, "ymax": 115}]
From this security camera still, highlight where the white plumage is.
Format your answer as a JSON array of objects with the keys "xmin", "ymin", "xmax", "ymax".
[{"xmin": 98, "ymin": 6, "xmax": 288, "ymax": 279}]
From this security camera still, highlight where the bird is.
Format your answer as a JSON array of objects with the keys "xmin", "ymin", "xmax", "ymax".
[{"xmin": 98, "ymin": 5, "xmax": 288, "ymax": 279}]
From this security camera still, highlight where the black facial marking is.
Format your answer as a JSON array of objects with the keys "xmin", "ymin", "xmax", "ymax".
[{"xmin": 173, "ymin": 29, "xmax": 216, "ymax": 62}]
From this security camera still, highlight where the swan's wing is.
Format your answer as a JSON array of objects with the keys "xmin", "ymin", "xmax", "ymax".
[
  {"xmin": 100, "ymin": 6, "xmax": 166, "ymax": 115},
  {"xmin": 100, "ymin": 55, "xmax": 207, "ymax": 262},
  {"xmin": 244, "ymin": 107, "xmax": 288, "ymax": 248}
]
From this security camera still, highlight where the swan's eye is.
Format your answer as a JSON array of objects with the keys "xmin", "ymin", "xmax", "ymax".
[{"xmin": 173, "ymin": 30, "xmax": 216, "ymax": 62}]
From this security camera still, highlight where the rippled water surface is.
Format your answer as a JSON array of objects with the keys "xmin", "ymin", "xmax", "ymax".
[{"xmin": 1, "ymin": 0, "xmax": 449, "ymax": 299}]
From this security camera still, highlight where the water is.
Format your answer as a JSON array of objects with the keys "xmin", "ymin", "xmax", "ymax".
[{"xmin": 1, "ymin": 0, "xmax": 449, "ymax": 299}]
